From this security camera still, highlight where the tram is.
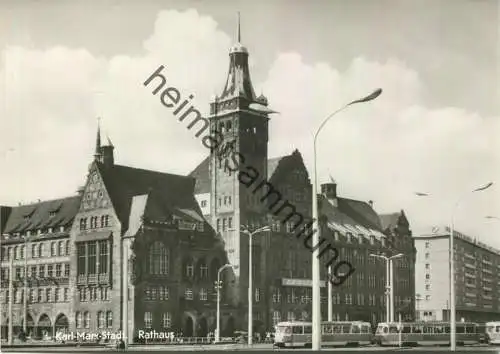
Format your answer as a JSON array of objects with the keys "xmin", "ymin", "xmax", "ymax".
[
  {"xmin": 485, "ymin": 321, "xmax": 500, "ymax": 344},
  {"xmin": 374, "ymin": 321, "xmax": 480, "ymax": 346},
  {"xmin": 273, "ymin": 321, "xmax": 372, "ymax": 348}
]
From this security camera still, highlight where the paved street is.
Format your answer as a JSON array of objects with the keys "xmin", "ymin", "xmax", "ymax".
[{"xmin": 3, "ymin": 343, "xmax": 500, "ymax": 352}]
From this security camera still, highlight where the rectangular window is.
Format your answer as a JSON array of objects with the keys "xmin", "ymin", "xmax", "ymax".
[
  {"xmin": 64, "ymin": 288, "xmax": 69, "ymax": 302},
  {"xmin": 162, "ymin": 313, "xmax": 171, "ymax": 328},
  {"xmin": 51, "ymin": 242, "xmax": 56, "ymax": 256},
  {"xmin": 37, "ymin": 289, "xmax": 43, "ymax": 303},
  {"xmin": 46, "ymin": 288, "xmax": 52, "ymax": 302},
  {"xmin": 185, "ymin": 288, "xmax": 193, "ymax": 300},
  {"xmin": 55, "ymin": 288, "xmax": 60, "ymax": 302},
  {"xmin": 55, "ymin": 264, "xmax": 62, "ymax": 277},
  {"xmin": 64, "ymin": 263, "xmax": 70, "ymax": 277},
  {"xmin": 106, "ymin": 311, "xmax": 113, "ymax": 328},
  {"xmin": 88, "ymin": 241, "xmax": 97, "ymax": 275},
  {"xmin": 77, "ymin": 244, "xmax": 86, "ymax": 275},
  {"xmin": 47, "ymin": 265, "xmax": 53, "ymax": 278},
  {"xmin": 199, "ymin": 288, "xmax": 207, "ymax": 301},
  {"xmin": 144, "ymin": 312, "xmax": 152, "ymax": 329},
  {"xmin": 31, "ymin": 244, "xmax": 37, "ymax": 258},
  {"xmin": 98, "ymin": 241, "xmax": 109, "ymax": 274}
]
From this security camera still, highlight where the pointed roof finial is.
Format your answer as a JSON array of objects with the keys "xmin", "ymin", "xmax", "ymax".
[
  {"xmin": 95, "ymin": 117, "xmax": 102, "ymax": 157},
  {"xmin": 237, "ymin": 12, "xmax": 241, "ymax": 43},
  {"xmin": 106, "ymin": 134, "xmax": 114, "ymax": 148}
]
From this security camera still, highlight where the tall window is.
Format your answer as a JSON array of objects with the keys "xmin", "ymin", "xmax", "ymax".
[
  {"xmin": 88, "ymin": 241, "xmax": 97, "ymax": 275},
  {"xmin": 98, "ymin": 241, "xmax": 109, "ymax": 274},
  {"xmin": 76, "ymin": 312, "xmax": 82, "ymax": 328},
  {"xmin": 37, "ymin": 244, "xmax": 43, "ymax": 258},
  {"xmin": 80, "ymin": 218, "xmax": 87, "ymax": 230},
  {"xmin": 162, "ymin": 313, "xmax": 171, "ymax": 328},
  {"xmin": 55, "ymin": 288, "xmax": 60, "ymax": 302},
  {"xmin": 186, "ymin": 261, "xmax": 194, "ymax": 278},
  {"xmin": 31, "ymin": 244, "xmax": 37, "ymax": 258},
  {"xmin": 77, "ymin": 244, "xmax": 86, "ymax": 275},
  {"xmin": 46, "ymin": 288, "xmax": 52, "ymax": 302},
  {"xmin": 55, "ymin": 264, "xmax": 62, "ymax": 277},
  {"xmin": 149, "ymin": 241, "xmax": 169, "ymax": 275},
  {"xmin": 84, "ymin": 311, "xmax": 90, "ymax": 328},
  {"xmin": 98, "ymin": 311, "xmax": 105, "ymax": 328},
  {"xmin": 272, "ymin": 311, "xmax": 281, "ymax": 326},
  {"xmin": 51, "ymin": 242, "xmax": 56, "ymax": 256},
  {"xmin": 106, "ymin": 311, "xmax": 113, "ymax": 328},
  {"xmin": 199, "ymin": 288, "xmax": 207, "ymax": 301},
  {"xmin": 144, "ymin": 312, "xmax": 152, "ymax": 328},
  {"xmin": 58, "ymin": 241, "xmax": 64, "ymax": 256},
  {"xmin": 101, "ymin": 215, "xmax": 106, "ymax": 228},
  {"xmin": 185, "ymin": 288, "xmax": 193, "ymax": 300},
  {"xmin": 65, "ymin": 240, "xmax": 70, "ymax": 255},
  {"xmin": 200, "ymin": 261, "xmax": 208, "ymax": 278}
]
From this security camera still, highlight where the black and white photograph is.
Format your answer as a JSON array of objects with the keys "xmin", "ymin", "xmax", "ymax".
[{"xmin": 0, "ymin": 0, "xmax": 499, "ymax": 352}]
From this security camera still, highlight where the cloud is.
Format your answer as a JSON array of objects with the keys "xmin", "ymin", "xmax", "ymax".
[{"xmin": 1, "ymin": 8, "xmax": 499, "ymax": 248}]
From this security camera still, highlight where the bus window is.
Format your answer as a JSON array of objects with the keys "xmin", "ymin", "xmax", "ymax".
[
  {"xmin": 375, "ymin": 326, "xmax": 385, "ymax": 334},
  {"xmin": 412, "ymin": 325, "xmax": 422, "ymax": 333},
  {"xmin": 277, "ymin": 326, "xmax": 291, "ymax": 335},
  {"xmin": 389, "ymin": 326, "xmax": 399, "ymax": 334},
  {"xmin": 434, "ymin": 326, "xmax": 443, "ymax": 334},
  {"xmin": 402, "ymin": 326, "xmax": 411, "ymax": 333},
  {"xmin": 322, "ymin": 325, "xmax": 332, "ymax": 335},
  {"xmin": 293, "ymin": 326, "xmax": 303, "ymax": 334},
  {"xmin": 333, "ymin": 325, "xmax": 342, "ymax": 334},
  {"xmin": 465, "ymin": 325, "xmax": 474, "ymax": 333},
  {"xmin": 456, "ymin": 325, "xmax": 465, "ymax": 334},
  {"xmin": 444, "ymin": 326, "xmax": 450, "ymax": 334},
  {"xmin": 486, "ymin": 326, "xmax": 494, "ymax": 333},
  {"xmin": 341, "ymin": 325, "xmax": 351, "ymax": 333},
  {"xmin": 304, "ymin": 326, "xmax": 312, "ymax": 334},
  {"xmin": 423, "ymin": 326, "xmax": 433, "ymax": 334},
  {"xmin": 361, "ymin": 325, "xmax": 370, "ymax": 334},
  {"xmin": 383, "ymin": 327, "xmax": 389, "ymax": 334},
  {"xmin": 352, "ymin": 325, "xmax": 361, "ymax": 334}
]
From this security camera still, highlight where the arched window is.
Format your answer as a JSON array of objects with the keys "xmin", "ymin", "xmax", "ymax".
[
  {"xmin": 75, "ymin": 312, "xmax": 82, "ymax": 328},
  {"xmin": 97, "ymin": 311, "xmax": 105, "ymax": 328},
  {"xmin": 149, "ymin": 241, "xmax": 169, "ymax": 275}
]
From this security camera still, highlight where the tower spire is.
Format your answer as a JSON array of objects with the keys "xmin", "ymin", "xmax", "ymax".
[
  {"xmin": 237, "ymin": 12, "xmax": 241, "ymax": 43},
  {"xmin": 94, "ymin": 117, "xmax": 102, "ymax": 161}
]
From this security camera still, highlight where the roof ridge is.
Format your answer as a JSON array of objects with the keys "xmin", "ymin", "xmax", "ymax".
[
  {"xmin": 8, "ymin": 195, "xmax": 80, "ymax": 208},
  {"xmin": 113, "ymin": 164, "xmax": 191, "ymax": 180}
]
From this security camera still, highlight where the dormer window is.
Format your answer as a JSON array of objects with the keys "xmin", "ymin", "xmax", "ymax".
[
  {"xmin": 60, "ymin": 226, "xmax": 65, "ymax": 232},
  {"xmin": 49, "ymin": 211, "xmax": 57, "ymax": 218},
  {"xmin": 26, "ymin": 231, "xmax": 31, "ymax": 237},
  {"xmin": 48, "ymin": 227, "xmax": 53, "ymax": 234},
  {"xmin": 201, "ymin": 200, "xmax": 207, "ymax": 208},
  {"xmin": 24, "ymin": 215, "xmax": 30, "ymax": 221},
  {"xmin": 37, "ymin": 229, "xmax": 42, "ymax": 235}
]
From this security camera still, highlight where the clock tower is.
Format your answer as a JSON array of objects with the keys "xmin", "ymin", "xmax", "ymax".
[{"xmin": 208, "ymin": 17, "xmax": 274, "ymax": 308}]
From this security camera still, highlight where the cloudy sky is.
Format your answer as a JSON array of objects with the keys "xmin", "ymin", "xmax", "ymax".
[{"xmin": 1, "ymin": 0, "xmax": 499, "ymax": 247}]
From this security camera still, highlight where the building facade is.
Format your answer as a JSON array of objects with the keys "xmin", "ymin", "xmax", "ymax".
[
  {"xmin": 415, "ymin": 226, "xmax": 500, "ymax": 322},
  {"xmin": 1, "ymin": 25, "xmax": 416, "ymax": 343},
  {"xmin": 188, "ymin": 31, "xmax": 416, "ymax": 332}
]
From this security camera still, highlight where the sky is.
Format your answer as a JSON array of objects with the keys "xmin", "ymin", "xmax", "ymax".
[{"xmin": 1, "ymin": 0, "xmax": 499, "ymax": 248}]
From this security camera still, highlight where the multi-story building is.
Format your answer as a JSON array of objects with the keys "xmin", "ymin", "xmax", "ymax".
[
  {"xmin": 188, "ymin": 29, "xmax": 416, "ymax": 333},
  {"xmin": 415, "ymin": 226, "xmax": 500, "ymax": 322},
  {"xmin": 1, "ymin": 24, "xmax": 416, "ymax": 343}
]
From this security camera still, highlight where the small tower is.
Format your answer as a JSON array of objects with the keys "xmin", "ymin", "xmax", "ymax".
[
  {"xmin": 100, "ymin": 136, "xmax": 115, "ymax": 167},
  {"xmin": 94, "ymin": 118, "xmax": 102, "ymax": 162}
]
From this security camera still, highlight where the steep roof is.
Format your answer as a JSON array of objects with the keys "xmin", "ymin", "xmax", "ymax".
[
  {"xmin": 2, "ymin": 196, "xmax": 81, "ymax": 234},
  {"xmin": 320, "ymin": 196, "xmax": 384, "ymax": 234},
  {"xmin": 380, "ymin": 212, "xmax": 400, "ymax": 231},
  {"xmin": 188, "ymin": 153, "xmax": 294, "ymax": 194},
  {"xmin": 97, "ymin": 163, "xmax": 198, "ymax": 230}
]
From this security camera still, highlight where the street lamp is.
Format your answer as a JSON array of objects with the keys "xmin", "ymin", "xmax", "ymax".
[
  {"xmin": 239, "ymin": 225, "xmax": 270, "ymax": 347},
  {"xmin": 369, "ymin": 253, "xmax": 404, "ymax": 322},
  {"xmin": 312, "ymin": 88, "xmax": 382, "ymax": 349},
  {"xmin": 215, "ymin": 263, "xmax": 236, "ymax": 343},
  {"xmin": 416, "ymin": 181, "xmax": 493, "ymax": 350}
]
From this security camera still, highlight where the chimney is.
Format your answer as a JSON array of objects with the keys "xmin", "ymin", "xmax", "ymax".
[
  {"xmin": 321, "ymin": 182, "xmax": 338, "ymax": 207},
  {"xmin": 368, "ymin": 200, "xmax": 374, "ymax": 208}
]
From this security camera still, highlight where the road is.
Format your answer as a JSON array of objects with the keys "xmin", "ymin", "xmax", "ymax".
[{"xmin": 2, "ymin": 343, "xmax": 500, "ymax": 352}]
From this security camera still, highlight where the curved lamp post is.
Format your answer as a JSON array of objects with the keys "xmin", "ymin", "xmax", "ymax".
[
  {"xmin": 240, "ymin": 225, "xmax": 270, "ymax": 347},
  {"xmin": 312, "ymin": 88, "xmax": 382, "ymax": 350},
  {"xmin": 416, "ymin": 182, "xmax": 493, "ymax": 350},
  {"xmin": 215, "ymin": 263, "xmax": 236, "ymax": 343}
]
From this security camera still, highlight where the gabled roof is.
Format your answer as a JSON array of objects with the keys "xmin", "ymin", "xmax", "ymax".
[
  {"xmin": 2, "ymin": 196, "xmax": 81, "ymax": 234},
  {"xmin": 97, "ymin": 162, "xmax": 198, "ymax": 230},
  {"xmin": 188, "ymin": 152, "xmax": 296, "ymax": 194},
  {"xmin": 320, "ymin": 196, "xmax": 384, "ymax": 234},
  {"xmin": 380, "ymin": 212, "xmax": 400, "ymax": 232}
]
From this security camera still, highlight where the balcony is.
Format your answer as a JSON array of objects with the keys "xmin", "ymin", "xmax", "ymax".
[
  {"xmin": 465, "ymin": 263, "xmax": 476, "ymax": 269},
  {"xmin": 98, "ymin": 273, "xmax": 109, "ymax": 284},
  {"xmin": 77, "ymin": 275, "xmax": 87, "ymax": 284},
  {"xmin": 482, "ymin": 259, "xmax": 492, "ymax": 265},
  {"xmin": 482, "ymin": 268, "xmax": 493, "ymax": 275}
]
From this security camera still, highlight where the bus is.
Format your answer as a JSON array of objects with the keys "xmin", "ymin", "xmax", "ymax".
[
  {"xmin": 485, "ymin": 321, "xmax": 500, "ymax": 345},
  {"xmin": 374, "ymin": 321, "xmax": 480, "ymax": 346},
  {"xmin": 273, "ymin": 321, "xmax": 372, "ymax": 348}
]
